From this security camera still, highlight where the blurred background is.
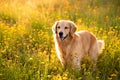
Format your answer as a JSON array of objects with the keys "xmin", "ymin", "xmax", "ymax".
[{"xmin": 0, "ymin": 0, "xmax": 120, "ymax": 28}]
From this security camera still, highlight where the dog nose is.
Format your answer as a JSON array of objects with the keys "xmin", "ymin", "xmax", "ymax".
[{"xmin": 59, "ymin": 32, "xmax": 63, "ymax": 37}]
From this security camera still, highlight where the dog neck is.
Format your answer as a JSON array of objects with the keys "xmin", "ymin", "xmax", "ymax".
[
  {"xmin": 56, "ymin": 34, "xmax": 74, "ymax": 52},
  {"xmin": 55, "ymin": 34, "xmax": 76, "ymax": 61}
]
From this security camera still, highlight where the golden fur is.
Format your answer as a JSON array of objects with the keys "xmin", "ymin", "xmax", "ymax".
[{"xmin": 52, "ymin": 20, "xmax": 104, "ymax": 69}]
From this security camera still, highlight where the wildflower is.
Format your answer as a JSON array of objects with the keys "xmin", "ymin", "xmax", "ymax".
[
  {"xmin": 41, "ymin": 62, "xmax": 45, "ymax": 65},
  {"xmin": 81, "ymin": 64, "xmax": 86, "ymax": 69},
  {"xmin": 32, "ymin": 48, "xmax": 35, "ymax": 51},
  {"xmin": 62, "ymin": 76, "xmax": 68, "ymax": 80},
  {"xmin": 118, "ymin": 17, "xmax": 120, "ymax": 20},
  {"xmin": 108, "ymin": 77, "xmax": 112, "ymax": 80},
  {"xmin": 105, "ymin": 16, "xmax": 109, "ymax": 21},
  {"xmin": 96, "ymin": 76, "xmax": 99, "ymax": 79},
  {"xmin": 0, "ymin": 73, "xmax": 3, "ymax": 76},
  {"xmin": 47, "ymin": 75, "xmax": 52, "ymax": 78},
  {"xmin": 108, "ymin": 31, "xmax": 115, "ymax": 35},
  {"xmin": 93, "ymin": 9, "xmax": 96, "ymax": 14},
  {"xmin": 29, "ymin": 35, "xmax": 32, "ymax": 39},
  {"xmin": 15, "ymin": 55, "xmax": 19, "ymax": 58},
  {"xmin": 117, "ymin": 58, "xmax": 120, "ymax": 61},
  {"xmin": 63, "ymin": 72, "xmax": 68, "ymax": 77},
  {"xmin": 43, "ymin": 51, "xmax": 47, "ymax": 54},
  {"xmin": 56, "ymin": 74, "xmax": 62, "ymax": 80},
  {"xmin": 27, "ymin": 45, "xmax": 30, "ymax": 49},
  {"xmin": 52, "ymin": 74, "xmax": 62, "ymax": 80},
  {"xmin": 13, "ymin": 47, "xmax": 17, "ymax": 50},
  {"xmin": 85, "ymin": 71, "xmax": 90, "ymax": 76},
  {"xmin": 110, "ymin": 73, "xmax": 117, "ymax": 77},
  {"xmin": 77, "ymin": 18, "xmax": 82, "ymax": 23},
  {"xmin": 1, "ymin": 49, "xmax": 6, "ymax": 53},
  {"xmin": 53, "ymin": 66, "xmax": 57, "ymax": 70},
  {"xmin": 78, "ymin": 77, "xmax": 82, "ymax": 80},
  {"xmin": 29, "ymin": 58, "xmax": 33, "ymax": 61},
  {"xmin": 87, "ymin": 5, "xmax": 91, "ymax": 9},
  {"xmin": 35, "ymin": 43, "xmax": 38, "ymax": 47}
]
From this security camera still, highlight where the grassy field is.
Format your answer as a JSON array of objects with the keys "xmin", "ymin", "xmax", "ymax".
[{"xmin": 0, "ymin": 0, "xmax": 120, "ymax": 80}]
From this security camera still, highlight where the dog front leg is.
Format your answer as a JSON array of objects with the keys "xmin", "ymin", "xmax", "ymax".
[
  {"xmin": 59, "ymin": 57, "xmax": 67, "ymax": 69},
  {"xmin": 72, "ymin": 56, "xmax": 81, "ymax": 70}
]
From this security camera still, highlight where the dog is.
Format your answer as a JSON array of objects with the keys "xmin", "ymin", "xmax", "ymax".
[{"xmin": 52, "ymin": 20, "xmax": 104, "ymax": 70}]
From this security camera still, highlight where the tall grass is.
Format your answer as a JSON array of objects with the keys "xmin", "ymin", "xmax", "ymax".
[{"xmin": 0, "ymin": 0, "xmax": 120, "ymax": 80}]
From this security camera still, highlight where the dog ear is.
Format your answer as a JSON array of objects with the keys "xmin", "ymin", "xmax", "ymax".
[
  {"xmin": 52, "ymin": 21, "xmax": 59, "ymax": 34},
  {"xmin": 69, "ymin": 21, "xmax": 77, "ymax": 37}
]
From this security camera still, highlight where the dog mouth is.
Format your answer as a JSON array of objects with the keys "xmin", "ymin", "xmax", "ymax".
[{"xmin": 59, "ymin": 34, "xmax": 68, "ymax": 41}]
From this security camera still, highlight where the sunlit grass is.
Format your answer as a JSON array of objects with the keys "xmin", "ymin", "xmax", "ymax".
[{"xmin": 0, "ymin": 0, "xmax": 120, "ymax": 80}]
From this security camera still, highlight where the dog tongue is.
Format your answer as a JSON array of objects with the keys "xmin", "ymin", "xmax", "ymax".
[
  {"xmin": 60, "ymin": 35, "xmax": 68, "ymax": 41},
  {"xmin": 60, "ymin": 37, "xmax": 64, "ymax": 41}
]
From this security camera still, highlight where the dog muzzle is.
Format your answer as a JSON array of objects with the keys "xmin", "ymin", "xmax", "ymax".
[{"xmin": 60, "ymin": 34, "xmax": 68, "ymax": 41}]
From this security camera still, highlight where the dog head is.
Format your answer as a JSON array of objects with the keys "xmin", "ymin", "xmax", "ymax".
[{"xmin": 52, "ymin": 20, "xmax": 77, "ymax": 41}]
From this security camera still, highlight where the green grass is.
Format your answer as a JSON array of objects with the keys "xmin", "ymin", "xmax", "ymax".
[{"xmin": 0, "ymin": 0, "xmax": 120, "ymax": 80}]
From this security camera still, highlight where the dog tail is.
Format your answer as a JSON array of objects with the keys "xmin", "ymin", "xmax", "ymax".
[{"xmin": 97, "ymin": 40, "xmax": 105, "ymax": 53}]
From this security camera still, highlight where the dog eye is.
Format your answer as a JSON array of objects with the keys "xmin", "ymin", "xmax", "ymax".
[
  {"xmin": 57, "ymin": 26, "xmax": 60, "ymax": 29},
  {"xmin": 65, "ymin": 26, "xmax": 68, "ymax": 29}
]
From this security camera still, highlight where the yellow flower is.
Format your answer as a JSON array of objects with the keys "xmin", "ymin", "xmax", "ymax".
[
  {"xmin": 96, "ymin": 76, "xmax": 99, "ymax": 79},
  {"xmin": 105, "ymin": 16, "xmax": 109, "ymax": 21},
  {"xmin": 110, "ymin": 73, "xmax": 117, "ymax": 77},
  {"xmin": 77, "ymin": 18, "xmax": 82, "ymax": 23},
  {"xmin": 81, "ymin": 64, "xmax": 86, "ymax": 69},
  {"xmin": 32, "ymin": 48, "xmax": 35, "ymax": 51},
  {"xmin": 52, "ymin": 74, "xmax": 62, "ymax": 80},
  {"xmin": 108, "ymin": 31, "xmax": 115, "ymax": 35},
  {"xmin": 78, "ymin": 77, "xmax": 82, "ymax": 80},
  {"xmin": 0, "ymin": 73, "xmax": 3, "ymax": 76},
  {"xmin": 62, "ymin": 76, "xmax": 68, "ymax": 80},
  {"xmin": 53, "ymin": 66, "xmax": 57, "ymax": 70},
  {"xmin": 118, "ymin": 17, "xmax": 120, "ymax": 20},
  {"xmin": 85, "ymin": 71, "xmax": 90, "ymax": 76},
  {"xmin": 47, "ymin": 75, "xmax": 52, "ymax": 78},
  {"xmin": 108, "ymin": 77, "xmax": 112, "ymax": 80},
  {"xmin": 29, "ymin": 58, "xmax": 33, "ymax": 61},
  {"xmin": 1, "ymin": 49, "xmax": 6, "ymax": 53},
  {"xmin": 35, "ymin": 43, "xmax": 38, "ymax": 47},
  {"xmin": 15, "ymin": 55, "xmax": 19, "ymax": 58}
]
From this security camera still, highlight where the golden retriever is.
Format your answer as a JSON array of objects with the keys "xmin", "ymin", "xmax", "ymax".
[{"xmin": 52, "ymin": 20, "xmax": 104, "ymax": 70}]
